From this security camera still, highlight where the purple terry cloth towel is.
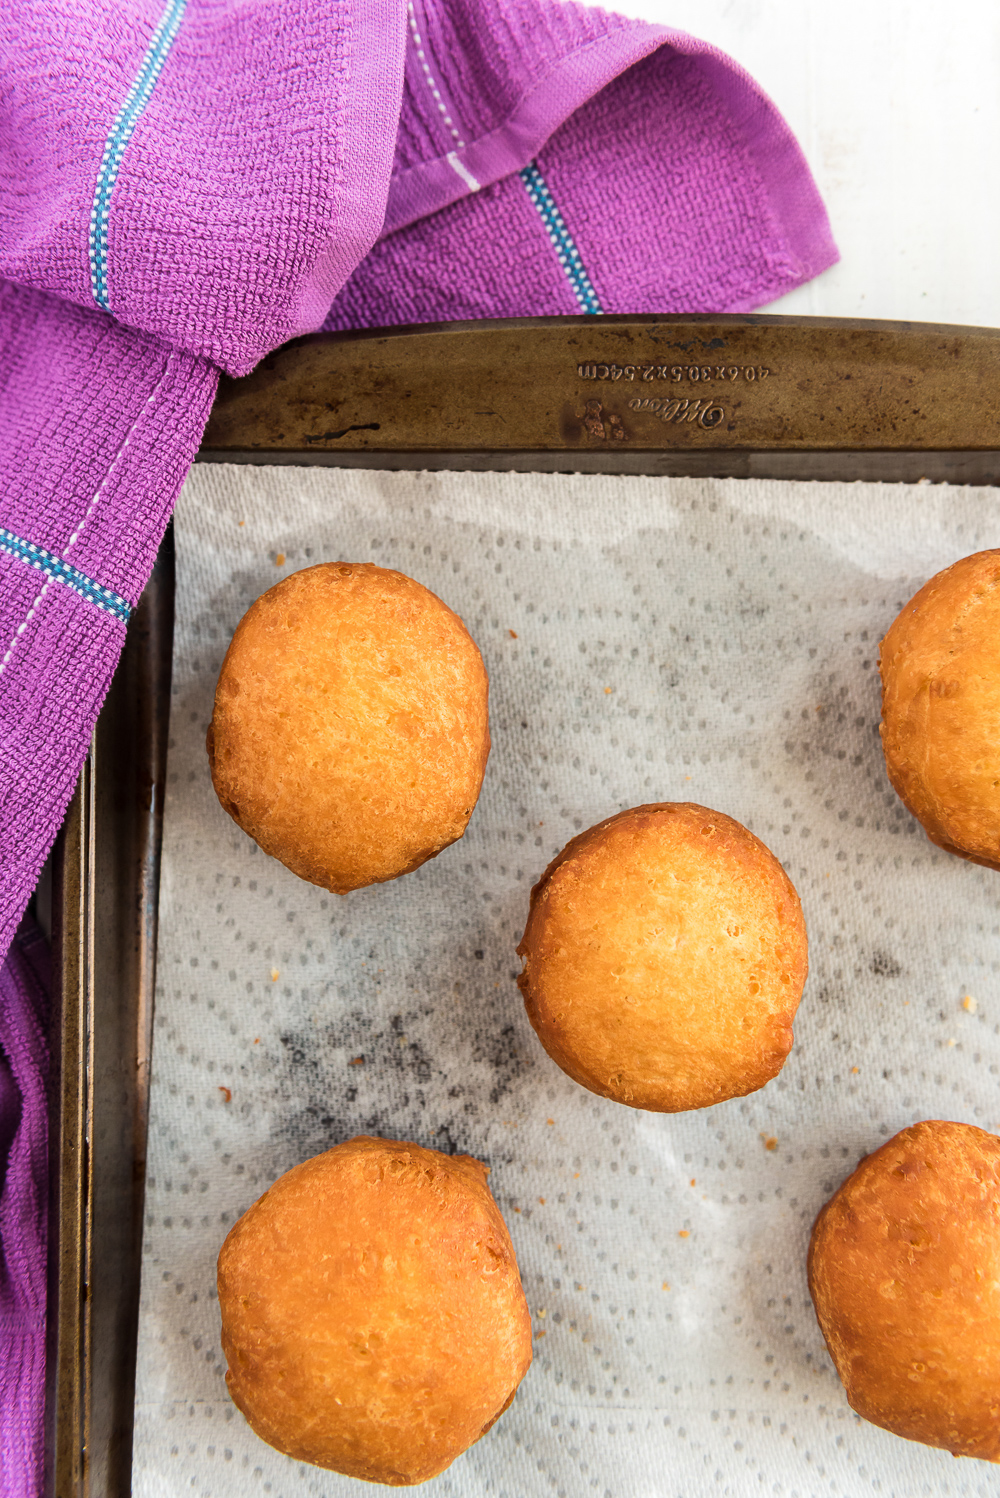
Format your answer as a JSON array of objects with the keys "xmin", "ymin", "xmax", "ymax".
[
  {"xmin": 0, "ymin": 1, "xmax": 836, "ymax": 1486},
  {"xmin": 0, "ymin": 920, "xmax": 49, "ymax": 1497},
  {"xmin": 325, "ymin": 0, "xmax": 837, "ymax": 328}
]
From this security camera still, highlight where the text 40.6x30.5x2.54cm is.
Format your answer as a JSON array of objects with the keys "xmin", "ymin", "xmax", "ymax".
[{"xmin": 577, "ymin": 361, "xmax": 772, "ymax": 382}]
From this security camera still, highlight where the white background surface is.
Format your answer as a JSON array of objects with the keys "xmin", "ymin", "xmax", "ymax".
[{"xmin": 605, "ymin": 0, "xmax": 1000, "ymax": 328}]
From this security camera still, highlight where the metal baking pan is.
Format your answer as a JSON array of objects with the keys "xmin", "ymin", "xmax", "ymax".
[
  {"xmin": 46, "ymin": 313, "xmax": 1000, "ymax": 1496},
  {"xmin": 200, "ymin": 313, "xmax": 1000, "ymax": 484},
  {"xmin": 48, "ymin": 532, "xmax": 173, "ymax": 1497}
]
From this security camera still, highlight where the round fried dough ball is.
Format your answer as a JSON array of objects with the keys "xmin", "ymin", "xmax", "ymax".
[
  {"xmin": 809, "ymin": 1120, "xmax": 1000, "ymax": 1462},
  {"xmin": 880, "ymin": 549, "xmax": 1000, "ymax": 869},
  {"xmin": 516, "ymin": 803, "xmax": 807, "ymax": 1112},
  {"xmin": 218, "ymin": 1137, "xmax": 533, "ymax": 1485},
  {"xmin": 207, "ymin": 563, "xmax": 490, "ymax": 893}
]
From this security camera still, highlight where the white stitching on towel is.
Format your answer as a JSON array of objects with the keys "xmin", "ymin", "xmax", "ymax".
[
  {"xmin": 0, "ymin": 352, "xmax": 175, "ymax": 676},
  {"xmin": 446, "ymin": 151, "xmax": 480, "ymax": 193},
  {"xmin": 407, "ymin": 0, "xmax": 466, "ymax": 149}
]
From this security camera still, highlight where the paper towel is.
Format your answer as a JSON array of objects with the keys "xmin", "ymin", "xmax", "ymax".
[{"xmin": 134, "ymin": 464, "xmax": 1000, "ymax": 1498}]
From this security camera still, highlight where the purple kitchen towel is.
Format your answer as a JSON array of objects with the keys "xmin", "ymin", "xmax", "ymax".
[
  {"xmin": 0, "ymin": 919, "xmax": 49, "ymax": 1497},
  {"xmin": 0, "ymin": 282, "xmax": 219, "ymax": 963},
  {"xmin": 1, "ymin": 0, "xmax": 407, "ymax": 375},
  {"xmin": 326, "ymin": 0, "xmax": 837, "ymax": 328}
]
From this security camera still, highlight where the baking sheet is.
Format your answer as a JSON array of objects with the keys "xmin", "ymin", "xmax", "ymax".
[{"xmin": 134, "ymin": 464, "xmax": 1000, "ymax": 1498}]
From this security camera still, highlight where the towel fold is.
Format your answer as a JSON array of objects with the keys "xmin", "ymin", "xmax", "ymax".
[
  {"xmin": 0, "ymin": 2, "xmax": 836, "ymax": 1486},
  {"xmin": 327, "ymin": 18, "xmax": 836, "ymax": 327}
]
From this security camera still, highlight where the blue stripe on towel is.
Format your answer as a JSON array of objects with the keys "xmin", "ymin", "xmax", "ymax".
[
  {"xmin": 520, "ymin": 161, "xmax": 604, "ymax": 316},
  {"xmin": 0, "ymin": 529, "xmax": 132, "ymax": 622},
  {"xmin": 88, "ymin": 0, "xmax": 189, "ymax": 311}
]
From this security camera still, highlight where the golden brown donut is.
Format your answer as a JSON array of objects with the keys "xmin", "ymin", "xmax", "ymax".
[
  {"xmin": 207, "ymin": 563, "xmax": 490, "ymax": 893},
  {"xmin": 809, "ymin": 1120, "xmax": 1000, "ymax": 1462},
  {"xmin": 880, "ymin": 549, "xmax": 1000, "ymax": 869},
  {"xmin": 515, "ymin": 803, "xmax": 807, "ymax": 1112},
  {"xmin": 218, "ymin": 1136, "xmax": 532, "ymax": 1485}
]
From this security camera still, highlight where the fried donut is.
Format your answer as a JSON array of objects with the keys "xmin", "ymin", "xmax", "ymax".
[
  {"xmin": 880, "ymin": 549, "xmax": 1000, "ymax": 869},
  {"xmin": 207, "ymin": 563, "xmax": 490, "ymax": 893},
  {"xmin": 218, "ymin": 1137, "xmax": 532, "ymax": 1485},
  {"xmin": 516, "ymin": 803, "xmax": 807, "ymax": 1112},
  {"xmin": 809, "ymin": 1119, "xmax": 1000, "ymax": 1462}
]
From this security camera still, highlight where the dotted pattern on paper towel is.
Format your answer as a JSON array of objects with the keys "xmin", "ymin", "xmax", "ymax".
[{"xmin": 134, "ymin": 467, "xmax": 1000, "ymax": 1498}]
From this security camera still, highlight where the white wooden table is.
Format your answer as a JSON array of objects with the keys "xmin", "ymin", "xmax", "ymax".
[{"xmin": 609, "ymin": 0, "xmax": 1000, "ymax": 327}]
